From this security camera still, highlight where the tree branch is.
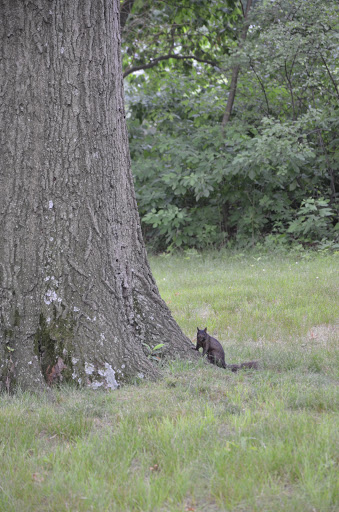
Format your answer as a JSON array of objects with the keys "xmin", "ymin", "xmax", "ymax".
[
  {"xmin": 123, "ymin": 53, "xmax": 220, "ymax": 78},
  {"xmin": 120, "ymin": 0, "xmax": 136, "ymax": 31},
  {"xmin": 249, "ymin": 60, "xmax": 270, "ymax": 115},
  {"xmin": 284, "ymin": 59, "xmax": 297, "ymax": 121},
  {"xmin": 221, "ymin": 0, "xmax": 253, "ymax": 129},
  {"xmin": 320, "ymin": 53, "xmax": 339, "ymax": 100},
  {"xmin": 239, "ymin": 0, "xmax": 245, "ymax": 17}
]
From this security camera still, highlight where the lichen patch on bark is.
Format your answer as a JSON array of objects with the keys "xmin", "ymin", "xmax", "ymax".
[{"xmin": 84, "ymin": 362, "xmax": 119, "ymax": 390}]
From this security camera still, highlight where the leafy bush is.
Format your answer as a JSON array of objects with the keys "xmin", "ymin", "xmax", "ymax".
[
  {"xmin": 287, "ymin": 198, "xmax": 337, "ymax": 242},
  {"xmin": 125, "ymin": 0, "xmax": 339, "ymax": 251}
]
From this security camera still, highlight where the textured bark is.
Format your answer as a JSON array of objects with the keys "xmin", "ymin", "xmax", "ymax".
[{"xmin": 0, "ymin": 0, "xmax": 192, "ymax": 392}]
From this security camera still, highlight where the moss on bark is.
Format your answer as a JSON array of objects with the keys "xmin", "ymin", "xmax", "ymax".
[{"xmin": 34, "ymin": 313, "xmax": 75, "ymax": 384}]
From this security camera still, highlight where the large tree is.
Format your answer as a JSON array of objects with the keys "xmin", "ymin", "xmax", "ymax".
[{"xmin": 0, "ymin": 0, "xmax": 192, "ymax": 392}]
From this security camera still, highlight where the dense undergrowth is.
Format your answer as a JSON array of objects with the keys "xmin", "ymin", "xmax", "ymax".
[{"xmin": 125, "ymin": 0, "xmax": 339, "ymax": 251}]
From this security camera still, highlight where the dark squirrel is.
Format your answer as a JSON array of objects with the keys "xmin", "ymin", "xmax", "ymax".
[{"xmin": 192, "ymin": 327, "xmax": 258, "ymax": 372}]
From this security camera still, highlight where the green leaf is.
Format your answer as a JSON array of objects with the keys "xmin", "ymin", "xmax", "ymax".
[{"xmin": 152, "ymin": 343, "xmax": 165, "ymax": 351}]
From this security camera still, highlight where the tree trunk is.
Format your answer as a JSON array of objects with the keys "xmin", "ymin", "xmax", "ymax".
[
  {"xmin": 0, "ymin": 0, "xmax": 192, "ymax": 392},
  {"xmin": 222, "ymin": 0, "xmax": 253, "ymax": 129}
]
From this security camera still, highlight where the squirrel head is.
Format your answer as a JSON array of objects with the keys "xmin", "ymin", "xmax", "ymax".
[{"xmin": 197, "ymin": 327, "xmax": 208, "ymax": 342}]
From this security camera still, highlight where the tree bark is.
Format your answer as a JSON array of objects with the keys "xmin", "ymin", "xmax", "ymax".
[{"xmin": 0, "ymin": 0, "xmax": 192, "ymax": 392}]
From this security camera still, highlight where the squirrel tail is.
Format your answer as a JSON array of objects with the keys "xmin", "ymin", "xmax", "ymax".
[{"xmin": 227, "ymin": 361, "xmax": 259, "ymax": 372}]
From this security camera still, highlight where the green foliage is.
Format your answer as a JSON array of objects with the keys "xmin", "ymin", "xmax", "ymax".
[
  {"xmin": 124, "ymin": 0, "xmax": 338, "ymax": 250},
  {"xmin": 287, "ymin": 197, "xmax": 337, "ymax": 242},
  {"xmin": 122, "ymin": 0, "xmax": 239, "ymax": 78},
  {"xmin": 142, "ymin": 342, "xmax": 165, "ymax": 362}
]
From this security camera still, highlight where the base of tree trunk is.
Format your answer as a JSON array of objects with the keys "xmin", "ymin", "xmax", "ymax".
[{"xmin": 0, "ymin": 0, "xmax": 194, "ymax": 392}]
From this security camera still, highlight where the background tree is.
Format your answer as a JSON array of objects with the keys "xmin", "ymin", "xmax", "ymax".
[
  {"xmin": 123, "ymin": 0, "xmax": 338, "ymax": 250},
  {"xmin": 222, "ymin": 0, "xmax": 253, "ymax": 128},
  {"xmin": 0, "ymin": 0, "xmax": 192, "ymax": 392}
]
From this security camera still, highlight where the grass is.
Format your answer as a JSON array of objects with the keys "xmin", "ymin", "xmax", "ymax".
[
  {"xmin": 1, "ymin": 250, "xmax": 338, "ymax": 511},
  {"xmin": 151, "ymin": 250, "xmax": 338, "ymax": 342}
]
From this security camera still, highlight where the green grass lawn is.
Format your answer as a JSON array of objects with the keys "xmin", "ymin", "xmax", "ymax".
[{"xmin": 1, "ymin": 251, "xmax": 338, "ymax": 512}]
